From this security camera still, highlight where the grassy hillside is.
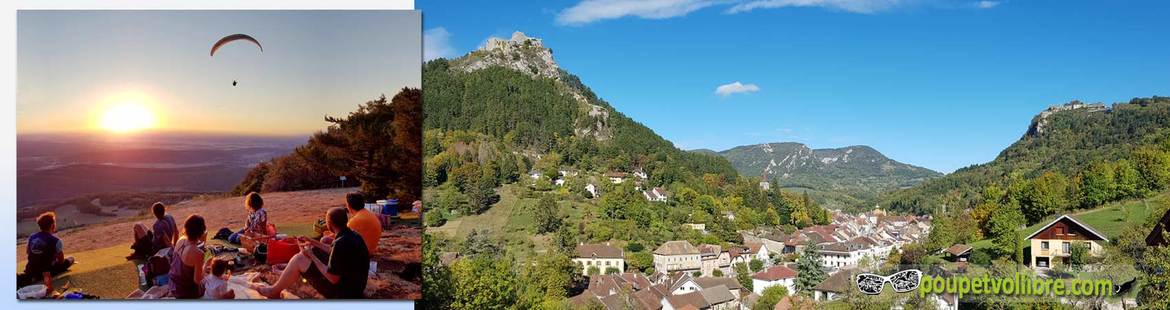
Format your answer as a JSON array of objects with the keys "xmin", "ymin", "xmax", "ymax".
[
  {"xmin": 426, "ymin": 184, "xmax": 590, "ymax": 262},
  {"xmin": 880, "ymin": 97, "xmax": 1170, "ymax": 216},
  {"xmin": 969, "ymin": 191, "xmax": 1166, "ymax": 251}
]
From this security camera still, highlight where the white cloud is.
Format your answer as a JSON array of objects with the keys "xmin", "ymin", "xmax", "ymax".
[
  {"xmin": 423, "ymin": 27, "xmax": 455, "ymax": 61},
  {"xmin": 975, "ymin": 1, "xmax": 999, "ymax": 9},
  {"xmin": 726, "ymin": 0, "xmax": 906, "ymax": 14},
  {"xmin": 556, "ymin": 0, "xmax": 720, "ymax": 26},
  {"xmin": 715, "ymin": 81, "xmax": 761, "ymax": 97}
]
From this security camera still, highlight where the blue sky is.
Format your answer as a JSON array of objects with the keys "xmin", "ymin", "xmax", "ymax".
[
  {"xmin": 421, "ymin": 0, "xmax": 1170, "ymax": 173},
  {"xmin": 18, "ymin": 10, "xmax": 420, "ymax": 136}
]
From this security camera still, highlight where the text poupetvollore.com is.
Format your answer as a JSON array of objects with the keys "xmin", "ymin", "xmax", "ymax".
[{"xmin": 919, "ymin": 273, "xmax": 1112, "ymax": 299}]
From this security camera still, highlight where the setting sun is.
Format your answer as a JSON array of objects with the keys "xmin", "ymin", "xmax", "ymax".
[{"xmin": 94, "ymin": 92, "xmax": 161, "ymax": 133}]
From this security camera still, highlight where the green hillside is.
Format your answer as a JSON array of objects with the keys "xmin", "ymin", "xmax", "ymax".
[
  {"xmin": 969, "ymin": 193, "xmax": 1164, "ymax": 252},
  {"xmin": 879, "ymin": 97, "xmax": 1170, "ymax": 217}
]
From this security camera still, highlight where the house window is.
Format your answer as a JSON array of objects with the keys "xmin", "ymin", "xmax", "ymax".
[
  {"xmin": 1063, "ymin": 242, "xmax": 1070, "ymax": 254},
  {"xmin": 1041, "ymin": 242, "xmax": 1049, "ymax": 250}
]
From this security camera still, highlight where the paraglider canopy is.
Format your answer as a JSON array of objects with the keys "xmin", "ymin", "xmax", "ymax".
[
  {"xmin": 210, "ymin": 34, "xmax": 263, "ymax": 57},
  {"xmin": 211, "ymin": 34, "xmax": 262, "ymax": 87}
]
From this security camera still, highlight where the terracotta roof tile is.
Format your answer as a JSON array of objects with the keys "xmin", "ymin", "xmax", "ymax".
[{"xmin": 752, "ymin": 265, "xmax": 797, "ymax": 281}]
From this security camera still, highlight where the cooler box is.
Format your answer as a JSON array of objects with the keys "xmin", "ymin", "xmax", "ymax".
[
  {"xmin": 382, "ymin": 199, "xmax": 399, "ymax": 216},
  {"xmin": 266, "ymin": 238, "xmax": 300, "ymax": 265}
]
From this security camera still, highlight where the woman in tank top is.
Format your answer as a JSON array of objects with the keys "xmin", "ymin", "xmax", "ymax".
[{"xmin": 169, "ymin": 214, "xmax": 208, "ymax": 299}]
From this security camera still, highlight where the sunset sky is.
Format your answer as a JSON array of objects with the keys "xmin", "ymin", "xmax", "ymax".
[{"xmin": 17, "ymin": 10, "xmax": 420, "ymax": 136}]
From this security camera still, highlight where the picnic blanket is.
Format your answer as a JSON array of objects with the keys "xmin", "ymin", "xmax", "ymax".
[{"xmin": 125, "ymin": 272, "xmax": 299, "ymax": 299}]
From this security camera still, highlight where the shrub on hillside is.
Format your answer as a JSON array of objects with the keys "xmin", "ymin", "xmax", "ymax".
[
  {"xmin": 969, "ymin": 248, "xmax": 992, "ymax": 265},
  {"xmin": 260, "ymin": 154, "xmax": 336, "ymax": 193}
]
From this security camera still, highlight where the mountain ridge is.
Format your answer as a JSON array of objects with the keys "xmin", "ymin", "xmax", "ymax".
[
  {"xmin": 424, "ymin": 31, "xmax": 738, "ymax": 181},
  {"xmin": 879, "ymin": 96, "xmax": 1170, "ymax": 215},
  {"xmin": 712, "ymin": 141, "xmax": 941, "ymax": 209}
]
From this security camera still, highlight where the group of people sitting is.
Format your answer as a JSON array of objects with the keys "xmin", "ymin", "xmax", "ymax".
[{"xmin": 20, "ymin": 191, "xmax": 390, "ymax": 299}]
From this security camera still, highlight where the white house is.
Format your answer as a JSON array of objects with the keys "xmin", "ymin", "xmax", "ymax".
[
  {"xmin": 1025, "ymin": 215, "xmax": 1109, "ymax": 269},
  {"xmin": 668, "ymin": 274, "xmax": 702, "ymax": 295},
  {"xmin": 751, "ymin": 265, "xmax": 797, "ymax": 295},
  {"xmin": 683, "ymin": 223, "xmax": 707, "ymax": 234},
  {"xmin": 604, "ymin": 172, "xmax": 627, "ymax": 184},
  {"xmin": 573, "ymin": 243, "xmax": 625, "ymax": 275},
  {"xmin": 731, "ymin": 242, "xmax": 770, "ymax": 267},
  {"xmin": 654, "ymin": 240, "xmax": 702, "ymax": 274},
  {"xmin": 816, "ymin": 242, "xmax": 868, "ymax": 269},
  {"xmin": 634, "ymin": 170, "xmax": 649, "ymax": 180},
  {"xmin": 643, "ymin": 187, "xmax": 669, "ymax": 202},
  {"xmin": 554, "ymin": 179, "xmax": 566, "ymax": 186},
  {"xmin": 585, "ymin": 183, "xmax": 598, "ymax": 198}
]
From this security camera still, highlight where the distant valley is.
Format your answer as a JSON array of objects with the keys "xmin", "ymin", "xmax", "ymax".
[{"xmin": 16, "ymin": 132, "xmax": 302, "ymax": 225}]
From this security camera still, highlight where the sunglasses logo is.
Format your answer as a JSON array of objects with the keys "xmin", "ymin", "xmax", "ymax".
[{"xmin": 856, "ymin": 269, "xmax": 922, "ymax": 295}]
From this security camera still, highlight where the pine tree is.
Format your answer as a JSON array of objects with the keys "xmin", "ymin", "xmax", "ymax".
[
  {"xmin": 734, "ymin": 262, "xmax": 753, "ymax": 292},
  {"xmin": 317, "ymin": 88, "xmax": 422, "ymax": 201},
  {"xmin": 553, "ymin": 220, "xmax": 578, "ymax": 254},
  {"xmin": 795, "ymin": 241, "xmax": 827, "ymax": 294}
]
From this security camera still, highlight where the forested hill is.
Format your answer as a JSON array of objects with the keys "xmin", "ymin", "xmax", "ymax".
[
  {"xmin": 717, "ymin": 142, "xmax": 940, "ymax": 209},
  {"xmin": 422, "ymin": 32, "xmax": 736, "ymax": 181},
  {"xmin": 878, "ymin": 97, "xmax": 1170, "ymax": 218}
]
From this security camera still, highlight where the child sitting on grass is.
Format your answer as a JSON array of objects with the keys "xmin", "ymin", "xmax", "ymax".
[{"xmin": 202, "ymin": 258, "xmax": 236, "ymax": 299}]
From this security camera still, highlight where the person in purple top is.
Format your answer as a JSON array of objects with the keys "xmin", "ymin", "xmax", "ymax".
[
  {"xmin": 128, "ymin": 202, "xmax": 180, "ymax": 260},
  {"xmin": 150, "ymin": 202, "xmax": 179, "ymax": 251},
  {"xmin": 18, "ymin": 212, "xmax": 75, "ymax": 292}
]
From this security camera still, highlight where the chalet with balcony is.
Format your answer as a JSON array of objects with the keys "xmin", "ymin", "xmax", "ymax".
[{"xmin": 1025, "ymin": 215, "xmax": 1108, "ymax": 269}]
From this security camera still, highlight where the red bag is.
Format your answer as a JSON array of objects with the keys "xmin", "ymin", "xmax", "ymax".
[{"xmin": 266, "ymin": 238, "xmax": 299, "ymax": 265}]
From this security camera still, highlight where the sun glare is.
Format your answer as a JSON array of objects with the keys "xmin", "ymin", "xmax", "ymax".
[{"xmin": 98, "ymin": 101, "xmax": 158, "ymax": 133}]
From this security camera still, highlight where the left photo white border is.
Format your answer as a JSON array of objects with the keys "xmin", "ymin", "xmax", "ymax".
[{"xmin": 1, "ymin": 0, "xmax": 416, "ymax": 309}]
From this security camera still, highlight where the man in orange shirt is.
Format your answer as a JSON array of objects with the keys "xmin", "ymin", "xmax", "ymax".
[{"xmin": 344, "ymin": 192, "xmax": 381, "ymax": 257}]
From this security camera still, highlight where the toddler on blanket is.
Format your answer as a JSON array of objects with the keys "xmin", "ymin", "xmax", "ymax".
[{"xmin": 202, "ymin": 259, "xmax": 235, "ymax": 299}]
